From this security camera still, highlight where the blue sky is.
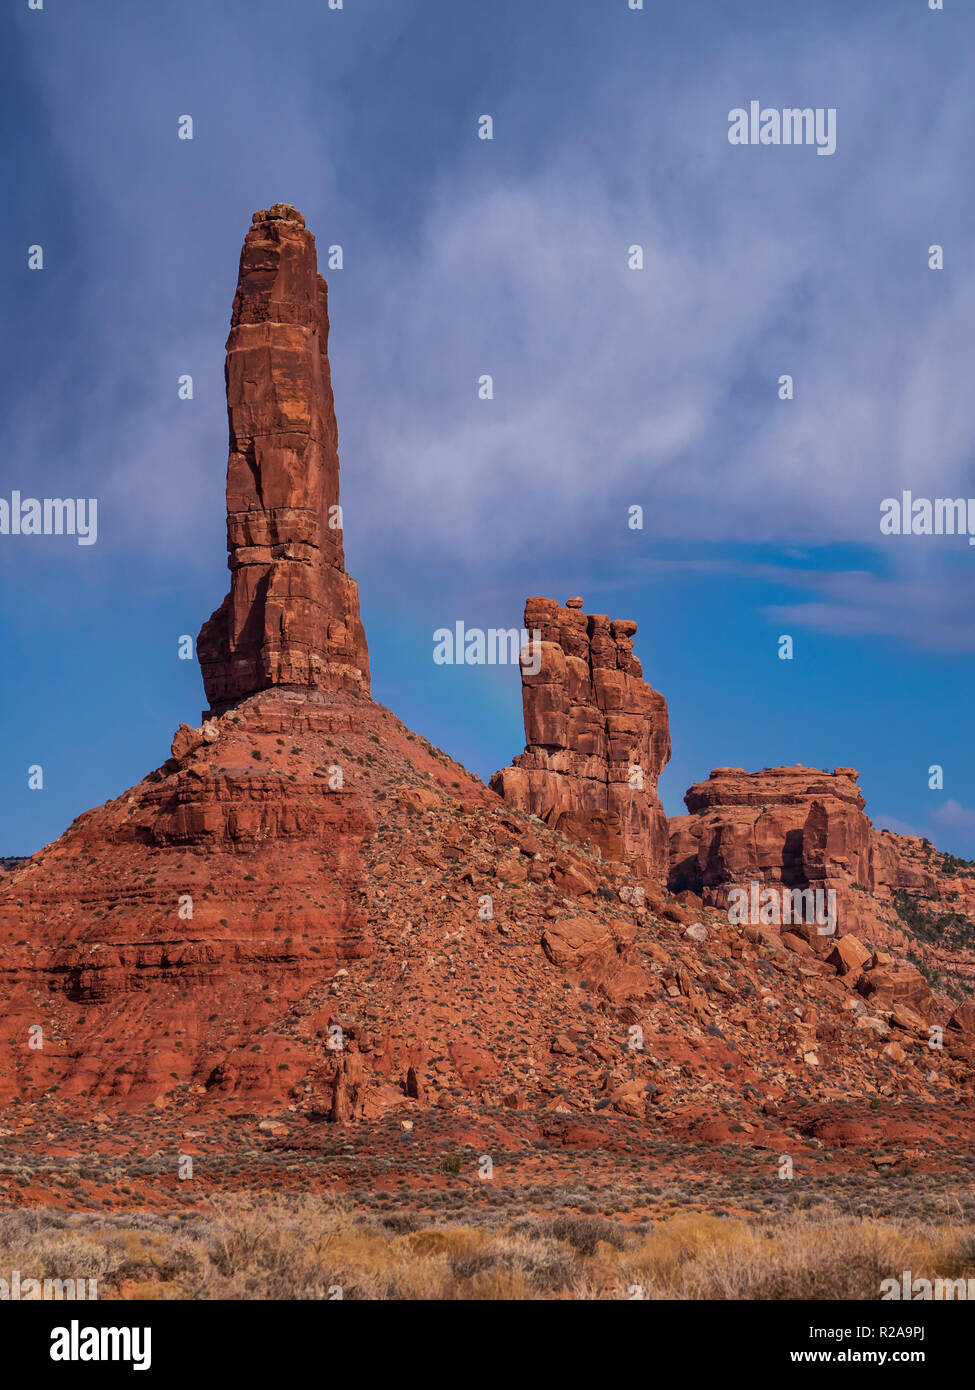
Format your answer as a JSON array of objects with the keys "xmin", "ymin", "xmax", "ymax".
[{"xmin": 2, "ymin": 0, "xmax": 973, "ymax": 858}]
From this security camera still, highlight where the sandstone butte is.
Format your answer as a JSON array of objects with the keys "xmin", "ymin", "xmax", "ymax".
[{"xmin": 0, "ymin": 204, "xmax": 972, "ymax": 1149}]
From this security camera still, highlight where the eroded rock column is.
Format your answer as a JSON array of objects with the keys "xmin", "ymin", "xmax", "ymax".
[
  {"xmin": 491, "ymin": 596, "xmax": 671, "ymax": 878},
  {"xmin": 198, "ymin": 203, "xmax": 369, "ymax": 709}
]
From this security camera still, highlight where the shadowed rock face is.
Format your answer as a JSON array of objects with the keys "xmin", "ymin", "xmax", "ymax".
[
  {"xmin": 490, "ymin": 597, "xmax": 672, "ymax": 878},
  {"xmin": 198, "ymin": 203, "xmax": 369, "ymax": 710}
]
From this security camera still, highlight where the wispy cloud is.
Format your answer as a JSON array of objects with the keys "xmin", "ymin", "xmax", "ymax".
[{"xmin": 6, "ymin": 0, "xmax": 975, "ymax": 666}]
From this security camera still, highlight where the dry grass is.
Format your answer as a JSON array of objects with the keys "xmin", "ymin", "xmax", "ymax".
[{"xmin": 0, "ymin": 1197, "xmax": 972, "ymax": 1300}]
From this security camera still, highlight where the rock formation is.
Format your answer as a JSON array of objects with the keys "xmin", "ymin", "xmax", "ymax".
[
  {"xmin": 490, "ymin": 597, "xmax": 671, "ymax": 878},
  {"xmin": 197, "ymin": 203, "xmax": 369, "ymax": 711},
  {"xmin": 669, "ymin": 764, "xmax": 975, "ymax": 997},
  {"xmin": 669, "ymin": 765, "xmax": 874, "ymax": 934},
  {"xmin": 0, "ymin": 204, "xmax": 972, "ymax": 1165}
]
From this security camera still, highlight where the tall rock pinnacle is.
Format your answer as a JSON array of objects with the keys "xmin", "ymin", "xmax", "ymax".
[{"xmin": 198, "ymin": 203, "xmax": 369, "ymax": 710}]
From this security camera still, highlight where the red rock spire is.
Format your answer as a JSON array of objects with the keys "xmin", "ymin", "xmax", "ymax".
[
  {"xmin": 198, "ymin": 204, "xmax": 369, "ymax": 709},
  {"xmin": 490, "ymin": 596, "xmax": 672, "ymax": 878}
]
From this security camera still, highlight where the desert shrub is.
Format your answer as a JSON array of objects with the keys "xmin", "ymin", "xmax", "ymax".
[
  {"xmin": 620, "ymin": 1211, "xmax": 975, "ymax": 1301},
  {"xmin": 545, "ymin": 1214, "xmax": 632, "ymax": 1256},
  {"xmin": 1, "ymin": 1199, "xmax": 971, "ymax": 1301}
]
